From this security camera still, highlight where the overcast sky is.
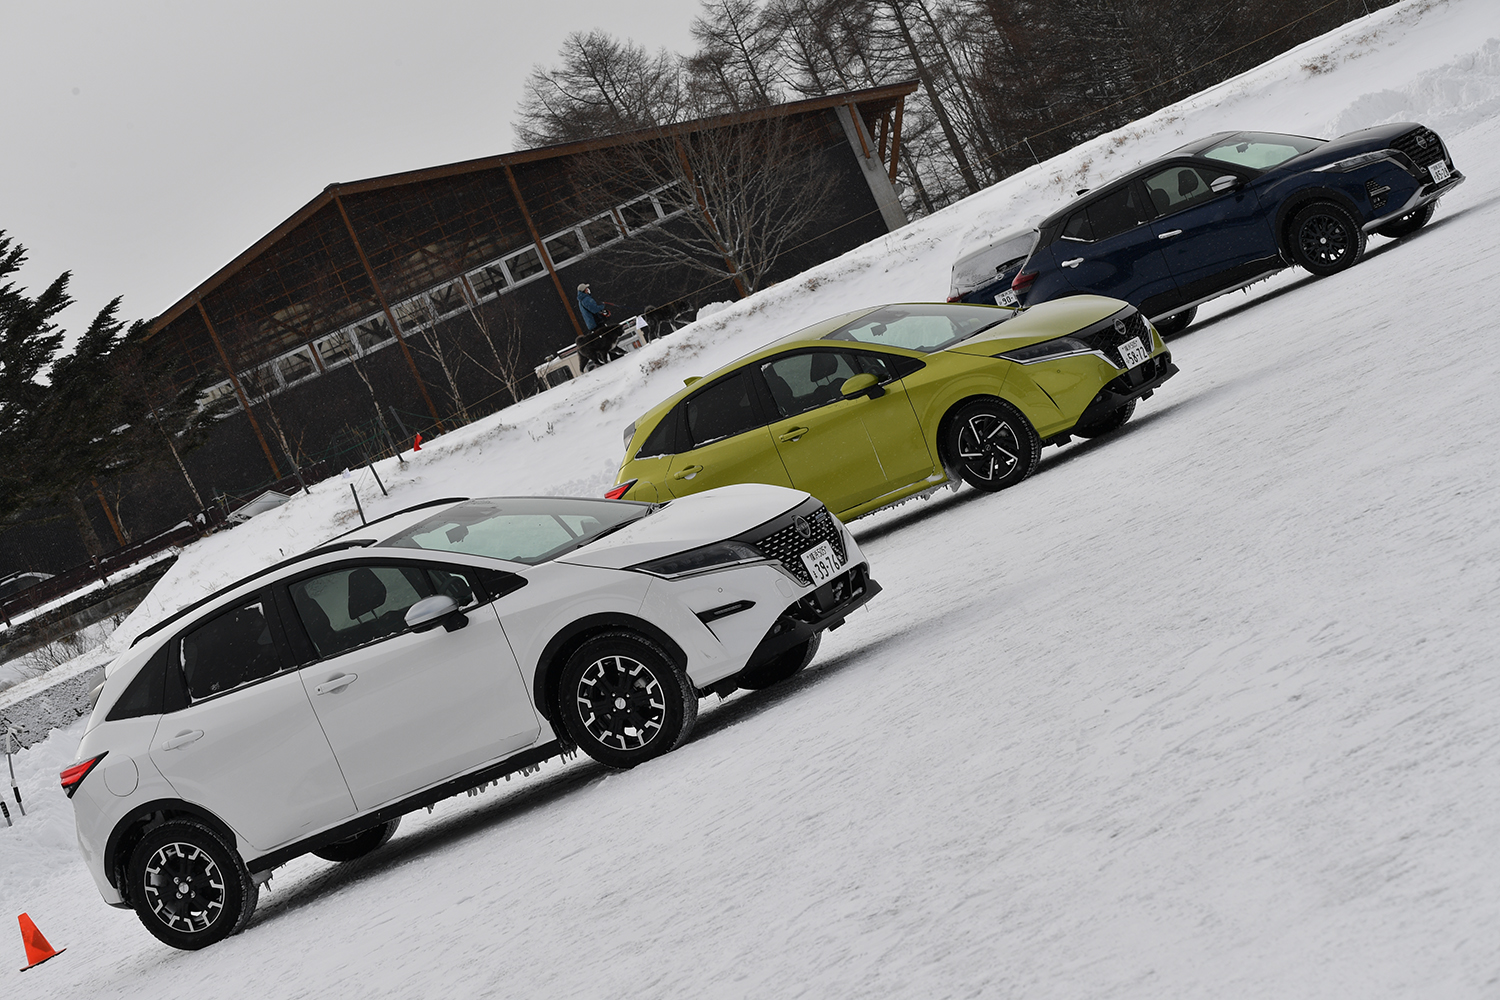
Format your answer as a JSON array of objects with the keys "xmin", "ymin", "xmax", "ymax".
[{"xmin": 1, "ymin": 0, "xmax": 702, "ymax": 336}]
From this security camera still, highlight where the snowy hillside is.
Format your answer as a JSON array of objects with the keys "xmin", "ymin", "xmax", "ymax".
[{"xmin": 4, "ymin": 0, "xmax": 1499, "ymax": 995}]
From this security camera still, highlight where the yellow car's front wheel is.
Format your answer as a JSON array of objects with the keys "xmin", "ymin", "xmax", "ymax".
[{"xmin": 943, "ymin": 398, "xmax": 1040, "ymax": 492}]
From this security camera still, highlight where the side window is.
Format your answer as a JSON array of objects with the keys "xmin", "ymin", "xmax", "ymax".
[
  {"xmin": 179, "ymin": 600, "xmax": 284, "ymax": 700},
  {"xmin": 1061, "ymin": 209, "xmax": 1093, "ymax": 242},
  {"xmin": 683, "ymin": 372, "xmax": 763, "ymax": 448},
  {"xmin": 107, "ymin": 645, "xmax": 170, "ymax": 720},
  {"xmin": 848, "ymin": 351, "xmax": 901, "ymax": 382},
  {"xmin": 1144, "ymin": 166, "xmax": 1222, "ymax": 216},
  {"xmin": 289, "ymin": 565, "xmax": 433, "ymax": 659},
  {"xmin": 760, "ymin": 351, "xmax": 865, "ymax": 419},
  {"xmin": 1084, "ymin": 184, "xmax": 1150, "ymax": 241},
  {"xmin": 426, "ymin": 567, "xmax": 480, "ymax": 609},
  {"xmin": 635, "ymin": 411, "xmax": 678, "ymax": 458}
]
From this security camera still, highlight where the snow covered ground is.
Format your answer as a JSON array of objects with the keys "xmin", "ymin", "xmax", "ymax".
[{"xmin": 4, "ymin": 0, "xmax": 1499, "ymax": 994}]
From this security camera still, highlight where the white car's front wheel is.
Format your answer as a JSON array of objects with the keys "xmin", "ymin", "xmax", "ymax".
[{"xmin": 560, "ymin": 632, "xmax": 698, "ymax": 768}]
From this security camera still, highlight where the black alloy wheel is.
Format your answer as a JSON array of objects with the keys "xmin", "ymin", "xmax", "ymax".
[
  {"xmin": 128, "ymin": 819, "xmax": 256, "ymax": 950},
  {"xmin": 944, "ymin": 398, "xmax": 1040, "ymax": 492},
  {"xmin": 1072, "ymin": 399, "xmax": 1136, "ymax": 439},
  {"xmin": 1289, "ymin": 201, "xmax": 1366, "ymax": 276},
  {"xmin": 1375, "ymin": 201, "xmax": 1435, "ymax": 240},
  {"xmin": 313, "ymin": 818, "xmax": 401, "ymax": 863},
  {"xmin": 559, "ymin": 631, "xmax": 698, "ymax": 769}
]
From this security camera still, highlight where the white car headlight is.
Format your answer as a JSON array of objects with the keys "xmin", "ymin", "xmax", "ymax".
[{"xmin": 632, "ymin": 541, "xmax": 764, "ymax": 578}]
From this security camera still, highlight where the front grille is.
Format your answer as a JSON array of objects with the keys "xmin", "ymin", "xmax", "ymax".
[
  {"xmin": 1080, "ymin": 311, "xmax": 1152, "ymax": 368},
  {"xmin": 1390, "ymin": 127, "xmax": 1446, "ymax": 170},
  {"xmin": 748, "ymin": 505, "xmax": 847, "ymax": 585}
]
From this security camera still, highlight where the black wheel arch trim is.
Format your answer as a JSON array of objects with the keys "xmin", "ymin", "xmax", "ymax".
[
  {"xmin": 105, "ymin": 798, "xmax": 240, "ymax": 894},
  {"xmin": 1275, "ymin": 187, "xmax": 1365, "ymax": 253},
  {"xmin": 937, "ymin": 393, "xmax": 1030, "ymax": 465}
]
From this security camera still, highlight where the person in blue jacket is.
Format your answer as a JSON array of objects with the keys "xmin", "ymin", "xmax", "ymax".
[
  {"xmin": 577, "ymin": 283, "xmax": 609, "ymax": 331},
  {"xmin": 576, "ymin": 283, "xmax": 614, "ymax": 369}
]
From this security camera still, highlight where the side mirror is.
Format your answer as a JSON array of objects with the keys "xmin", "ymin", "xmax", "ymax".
[
  {"xmin": 406, "ymin": 594, "xmax": 467, "ymax": 633},
  {"xmin": 840, "ymin": 372, "xmax": 884, "ymax": 400},
  {"xmin": 1210, "ymin": 174, "xmax": 1239, "ymax": 194}
]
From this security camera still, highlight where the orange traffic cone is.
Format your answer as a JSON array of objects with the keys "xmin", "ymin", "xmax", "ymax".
[
  {"xmin": 17, "ymin": 913, "xmax": 64, "ymax": 972},
  {"xmin": 412, "ymin": 432, "xmax": 423, "ymax": 452}
]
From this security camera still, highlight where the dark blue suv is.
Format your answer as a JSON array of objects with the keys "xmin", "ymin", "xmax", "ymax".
[{"xmin": 1012, "ymin": 124, "xmax": 1464, "ymax": 333}]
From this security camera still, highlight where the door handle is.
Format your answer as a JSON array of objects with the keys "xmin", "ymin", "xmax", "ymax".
[
  {"xmin": 671, "ymin": 465, "xmax": 704, "ymax": 481},
  {"xmin": 1061, "ymin": 258, "xmax": 1083, "ymax": 268},
  {"xmin": 161, "ymin": 730, "xmax": 204, "ymax": 751},
  {"xmin": 315, "ymin": 673, "xmax": 358, "ymax": 695},
  {"xmin": 778, "ymin": 426, "xmax": 811, "ymax": 442},
  {"xmin": 1157, "ymin": 229, "xmax": 1183, "ymax": 239}
]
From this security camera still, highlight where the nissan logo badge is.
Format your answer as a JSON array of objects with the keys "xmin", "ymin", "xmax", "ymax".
[
  {"xmin": 1113, "ymin": 319, "xmax": 1128, "ymax": 336},
  {"xmin": 1416, "ymin": 134, "xmax": 1429, "ymax": 148},
  {"xmin": 794, "ymin": 516, "xmax": 812, "ymax": 539}
]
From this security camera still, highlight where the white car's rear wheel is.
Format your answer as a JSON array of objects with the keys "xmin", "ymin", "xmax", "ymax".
[
  {"xmin": 128, "ymin": 819, "xmax": 256, "ymax": 950},
  {"xmin": 560, "ymin": 631, "xmax": 697, "ymax": 768}
]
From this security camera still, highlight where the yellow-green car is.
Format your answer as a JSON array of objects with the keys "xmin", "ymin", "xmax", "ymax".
[{"xmin": 609, "ymin": 295, "xmax": 1178, "ymax": 520}]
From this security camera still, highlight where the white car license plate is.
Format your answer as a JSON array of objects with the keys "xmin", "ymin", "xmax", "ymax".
[
  {"xmin": 800, "ymin": 540, "xmax": 845, "ymax": 587},
  {"xmin": 1119, "ymin": 335, "xmax": 1151, "ymax": 369},
  {"xmin": 1429, "ymin": 160, "xmax": 1451, "ymax": 184},
  {"xmin": 994, "ymin": 288, "xmax": 1019, "ymax": 307}
]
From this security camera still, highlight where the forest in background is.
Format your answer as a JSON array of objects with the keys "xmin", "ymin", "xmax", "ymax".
[{"xmin": 516, "ymin": 0, "xmax": 1399, "ymax": 217}]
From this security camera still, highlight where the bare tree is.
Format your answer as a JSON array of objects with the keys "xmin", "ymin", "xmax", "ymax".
[
  {"xmin": 568, "ymin": 113, "xmax": 840, "ymax": 297},
  {"xmin": 687, "ymin": 0, "xmax": 785, "ymax": 113},
  {"xmin": 455, "ymin": 279, "xmax": 529, "ymax": 406},
  {"xmin": 515, "ymin": 31, "xmax": 686, "ymax": 146},
  {"xmin": 411, "ymin": 298, "xmax": 471, "ymax": 425}
]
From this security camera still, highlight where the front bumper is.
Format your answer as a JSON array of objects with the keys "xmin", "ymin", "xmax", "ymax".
[
  {"xmin": 1363, "ymin": 169, "xmax": 1465, "ymax": 232},
  {"xmin": 1072, "ymin": 351, "xmax": 1178, "ymax": 429},
  {"xmin": 739, "ymin": 563, "xmax": 881, "ymax": 676}
]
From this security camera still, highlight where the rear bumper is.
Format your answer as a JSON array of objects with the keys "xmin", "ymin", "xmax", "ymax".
[{"xmin": 1073, "ymin": 352, "xmax": 1178, "ymax": 429}]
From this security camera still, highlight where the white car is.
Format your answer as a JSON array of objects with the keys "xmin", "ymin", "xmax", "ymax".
[{"xmin": 62, "ymin": 484, "xmax": 878, "ymax": 950}]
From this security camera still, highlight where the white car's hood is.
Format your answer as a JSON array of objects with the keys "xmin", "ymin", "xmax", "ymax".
[{"xmin": 558, "ymin": 483, "xmax": 809, "ymax": 570}]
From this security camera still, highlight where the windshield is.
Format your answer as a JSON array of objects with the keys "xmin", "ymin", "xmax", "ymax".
[
  {"xmin": 824, "ymin": 304, "xmax": 1007, "ymax": 353},
  {"xmin": 1200, "ymin": 133, "xmax": 1323, "ymax": 170},
  {"xmin": 379, "ymin": 498, "xmax": 651, "ymax": 565}
]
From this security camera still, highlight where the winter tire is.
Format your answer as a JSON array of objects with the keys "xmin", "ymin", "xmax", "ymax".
[
  {"xmin": 559, "ymin": 631, "xmax": 698, "ymax": 769},
  {"xmin": 1072, "ymin": 399, "xmax": 1136, "ymax": 439},
  {"xmin": 737, "ymin": 633, "xmax": 821, "ymax": 691},
  {"xmin": 1152, "ymin": 307, "xmax": 1196, "ymax": 336},
  {"xmin": 312, "ymin": 818, "xmax": 400, "ymax": 863},
  {"xmin": 943, "ymin": 398, "xmax": 1040, "ymax": 492},
  {"xmin": 128, "ymin": 819, "xmax": 257, "ymax": 951},
  {"xmin": 1289, "ymin": 201, "xmax": 1365, "ymax": 276},
  {"xmin": 1375, "ymin": 201, "xmax": 1435, "ymax": 240}
]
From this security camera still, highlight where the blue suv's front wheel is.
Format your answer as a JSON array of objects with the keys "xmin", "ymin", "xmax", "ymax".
[{"xmin": 1289, "ymin": 201, "xmax": 1366, "ymax": 276}]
